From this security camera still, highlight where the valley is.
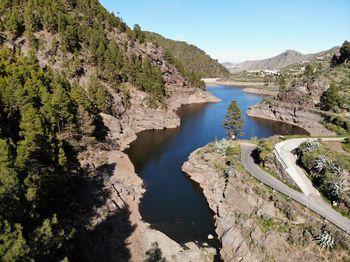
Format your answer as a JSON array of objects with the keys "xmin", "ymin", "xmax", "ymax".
[{"xmin": 0, "ymin": 1, "xmax": 349, "ymax": 261}]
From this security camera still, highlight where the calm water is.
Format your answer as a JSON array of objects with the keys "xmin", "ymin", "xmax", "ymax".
[{"xmin": 125, "ymin": 85, "xmax": 307, "ymax": 247}]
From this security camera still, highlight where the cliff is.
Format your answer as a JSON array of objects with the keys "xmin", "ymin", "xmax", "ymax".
[{"xmin": 246, "ymin": 101, "xmax": 334, "ymax": 136}]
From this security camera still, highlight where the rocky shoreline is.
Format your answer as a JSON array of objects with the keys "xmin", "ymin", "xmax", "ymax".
[
  {"xmin": 82, "ymin": 88, "xmax": 220, "ymax": 261},
  {"xmin": 182, "ymin": 142, "xmax": 350, "ymax": 261},
  {"xmin": 246, "ymin": 102, "xmax": 334, "ymax": 136}
]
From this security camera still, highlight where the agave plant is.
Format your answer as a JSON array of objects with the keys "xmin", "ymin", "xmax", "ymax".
[
  {"xmin": 224, "ymin": 167, "xmax": 234, "ymax": 177},
  {"xmin": 327, "ymin": 159, "xmax": 343, "ymax": 177},
  {"xmin": 314, "ymin": 155, "xmax": 328, "ymax": 172},
  {"xmin": 214, "ymin": 139, "xmax": 230, "ymax": 156},
  {"xmin": 314, "ymin": 231, "xmax": 335, "ymax": 249}
]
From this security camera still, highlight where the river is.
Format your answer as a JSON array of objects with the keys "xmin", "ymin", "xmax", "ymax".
[{"xmin": 125, "ymin": 85, "xmax": 307, "ymax": 248}]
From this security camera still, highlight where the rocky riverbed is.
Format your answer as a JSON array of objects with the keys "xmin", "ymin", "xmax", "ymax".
[{"xmin": 182, "ymin": 141, "xmax": 350, "ymax": 261}]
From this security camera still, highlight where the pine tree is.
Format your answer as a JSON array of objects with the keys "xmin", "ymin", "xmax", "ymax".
[
  {"xmin": 6, "ymin": 6, "xmax": 22, "ymax": 40},
  {"xmin": 0, "ymin": 139, "xmax": 19, "ymax": 215},
  {"xmin": 304, "ymin": 64, "xmax": 313, "ymax": 79},
  {"xmin": 133, "ymin": 24, "xmax": 145, "ymax": 43},
  {"xmin": 49, "ymin": 82, "xmax": 75, "ymax": 133},
  {"xmin": 278, "ymin": 75, "xmax": 287, "ymax": 92},
  {"xmin": 223, "ymin": 100, "xmax": 244, "ymax": 139},
  {"xmin": 0, "ymin": 221, "xmax": 29, "ymax": 261},
  {"xmin": 320, "ymin": 82, "xmax": 342, "ymax": 111},
  {"xmin": 87, "ymin": 76, "xmax": 113, "ymax": 114},
  {"xmin": 24, "ymin": 0, "xmax": 42, "ymax": 33}
]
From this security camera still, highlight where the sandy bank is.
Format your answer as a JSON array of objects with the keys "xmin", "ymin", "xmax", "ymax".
[{"xmin": 202, "ymin": 78, "xmax": 278, "ymax": 96}]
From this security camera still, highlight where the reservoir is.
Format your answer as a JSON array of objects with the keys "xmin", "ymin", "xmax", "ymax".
[{"xmin": 125, "ymin": 85, "xmax": 307, "ymax": 247}]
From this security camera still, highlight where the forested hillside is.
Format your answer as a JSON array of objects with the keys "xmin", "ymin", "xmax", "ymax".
[
  {"xmin": 146, "ymin": 32, "xmax": 229, "ymax": 78},
  {"xmin": 0, "ymin": 0, "xmax": 212, "ymax": 260}
]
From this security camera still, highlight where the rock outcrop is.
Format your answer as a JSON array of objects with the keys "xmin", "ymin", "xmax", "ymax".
[
  {"xmin": 247, "ymin": 102, "xmax": 334, "ymax": 136},
  {"xmin": 277, "ymin": 77, "xmax": 330, "ymax": 108}
]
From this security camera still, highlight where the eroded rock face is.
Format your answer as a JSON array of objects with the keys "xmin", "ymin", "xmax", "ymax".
[
  {"xmin": 259, "ymin": 147, "xmax": 298, "ymax": 188},
  {"xmin": 182, "ymin": 144, "xmax": 350, "ymax": 261},
  {"xmin": 246, "ymin": 102, "xmax": 334, "ymax": 136},
  {"xmin": 277, "ymin": 78, "xmax": 330, "ymax": 108},
  {"xmin": 101, "ymin": 85, "xmax": 220, "ymax": 151}
]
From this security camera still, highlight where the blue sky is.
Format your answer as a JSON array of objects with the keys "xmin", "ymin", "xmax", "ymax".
[{"xmin": 100, "ymin": 0, "xmax": 350, "ymax": 62}]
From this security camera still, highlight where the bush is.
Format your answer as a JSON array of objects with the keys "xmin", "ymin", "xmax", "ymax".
[
  {"xmin": 323, "ymin": 116, "xmax": 350, "ymax": 135},
  {"xmin": 256, "ymin": 137, "xmax": 280, "ymax": 165},
  {"xmin": 342, "ymin": 138, "xmax": 350, "ymax": 153}
]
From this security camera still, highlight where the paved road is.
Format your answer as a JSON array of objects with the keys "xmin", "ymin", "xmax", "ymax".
[
  {"xmin": 275, "ymin": 137, "xmax": 345, "ymax": 196},
  {"xmin": 240, "ymin": 143, "xmax": 350, "ymax": 235}
]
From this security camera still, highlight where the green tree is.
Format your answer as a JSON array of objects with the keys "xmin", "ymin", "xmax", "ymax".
[
  {"xmin": 0, "ymin": 222, "xmax": 29, "ymax": 261},
  {"xmin": 320, "ymin": 82, "xmax": 342, "ymax": 111},
  {"xmin": 337, "ymin": 40, "xmax": 350, "ymax": 65},
  {"xmin": 30, "ymin": 215, "xmax": 67, "ymax": 259},
  {"xmin": 77, "ymin": 105, "xmax": 95, "ymax": 138},
  {"xmin": 61, "ymin": 23, "xmax": 81, "ymax": 53},
  {"xmin": 16, "ymin": 106, "xmax": 46, "ymax": 170},
  {"xmin": 23, "ymin": 0, "xmax": 42, "ymax": 32},
  {"xmin": 0, "ymin": 139, "xmax": 18, "ymax": 212},
  {"xmin": 133, "ymin": 24, "xmax": 145, "ymax": 43},
  {"xmin": 304, "ymin": 64, "xmax": 313, "ymax": 79},
  {"xmin": 264, "ymin": 75, "xmax": 272, "ymax": 86},
  {"xmin": 87, "ymin": 76, "xmax": 113, "ymax": 114},
  {"xmin": 49, "ymin": 82, "xmax": 75, "ymax": 134},
  {"xmin": 5, "ymin": 7, "xmax": 22, "ymax": 40},
  {"xmin": 223, "ymin": 100, "xmax": 244, "ymax": 139},
  {"xmin": 104, "ymin": 41, "xmax": 124, "ymax": 82},
  {"xmin": 43, "ymin": 5, "xmax": 57, "ymax": 33},
  {"xmin": 278, "ymin": 74, "xmax": 287, "ymax": 92}
]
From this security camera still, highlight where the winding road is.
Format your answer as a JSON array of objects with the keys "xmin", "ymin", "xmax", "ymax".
[
  {"xmin": 274, "ymin": 137, "xmax": 345, "ymax": 196},
  {"xmin": 240, "ymin": 142, "xmax": 350, "ymax": 235}
]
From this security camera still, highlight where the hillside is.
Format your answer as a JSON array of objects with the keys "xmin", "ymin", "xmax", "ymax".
[
  {"xmin": 248, "ymin": 41, "xmax": 350, "ymax": 136},
  {"xmin": 226, "ymin": 48, "xmax": 339, "ymax": 73},
  {"xmin": 146, "ymin": 32, "xmax": 229, "ymax": 78},
  {"xmin": 0, "ymin": 0, "xmax": 219, "ymax": 261}
]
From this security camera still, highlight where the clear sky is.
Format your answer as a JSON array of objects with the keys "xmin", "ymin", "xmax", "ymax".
[{"xmin": 99, "ymin": 0, "xmax": 350, "ymax": 63}]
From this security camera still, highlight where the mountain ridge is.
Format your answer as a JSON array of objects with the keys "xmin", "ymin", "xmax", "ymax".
[{"xmin": 225, "ymin": 47, "xmax": 339, "ymax": 72}]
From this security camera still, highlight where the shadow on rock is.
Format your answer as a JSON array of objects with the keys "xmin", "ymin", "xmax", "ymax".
[
  {"xmin": 74, "ymin": 206, "xmax": 136, "ymax": 262},
  {"xmin": 63, "ymin": 156, "xmax": 135, "ymax": 261}
]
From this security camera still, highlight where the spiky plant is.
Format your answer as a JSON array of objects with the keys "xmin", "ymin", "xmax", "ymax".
[{"xmin": 314, "ymin": 231, "xmax": 335, "ymax": 249}]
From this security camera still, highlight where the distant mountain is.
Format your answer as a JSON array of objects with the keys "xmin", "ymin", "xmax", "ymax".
[
  {"xmin": 225, "ymin": 48, "xmax": 339, "ymax": 73},
  {"xmin": 221, "ymin": 62, "xmax": 236, "ymax": 67},
  {"xmin": 146, "ymin": 32, "xmax": 229, "ymax": 78}
]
